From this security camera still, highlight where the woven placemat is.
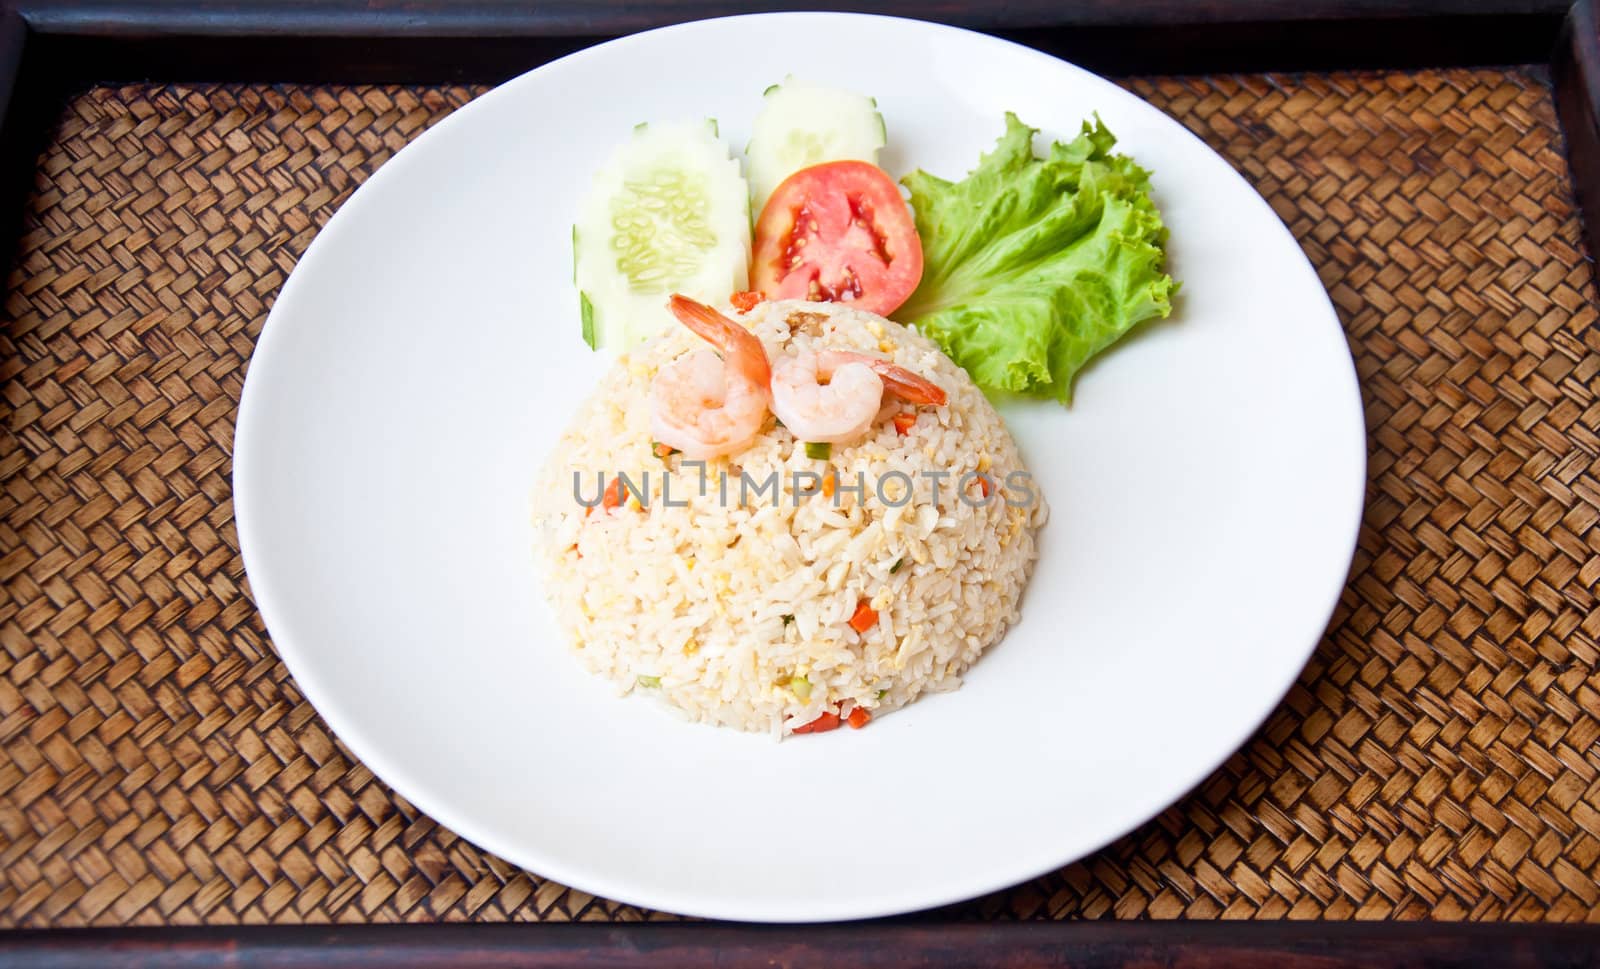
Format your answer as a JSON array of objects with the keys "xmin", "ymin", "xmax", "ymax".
[{"xmin": 0, "ymin": 69, "xmax": 1596, "ymax": 926}]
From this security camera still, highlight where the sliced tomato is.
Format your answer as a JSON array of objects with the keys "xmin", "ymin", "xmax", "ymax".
[{"xmin": 751, "ymin": 161, "xmax": 922, "ymax": 317}]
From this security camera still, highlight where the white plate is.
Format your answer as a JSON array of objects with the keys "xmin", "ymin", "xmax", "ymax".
[{"xmin": 233, "ymin": 13, "xmax": 1366, "ymax": 922}]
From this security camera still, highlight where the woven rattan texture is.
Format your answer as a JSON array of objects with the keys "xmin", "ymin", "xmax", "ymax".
[{"xmin": 0, "ymin": 71, "xmax": 1597, "ymax": 925}]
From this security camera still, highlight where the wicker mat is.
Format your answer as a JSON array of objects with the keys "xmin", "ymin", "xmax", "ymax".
[{"xmin": 0, "ymin": 69, "xmax": 1597, "ymax": 925}]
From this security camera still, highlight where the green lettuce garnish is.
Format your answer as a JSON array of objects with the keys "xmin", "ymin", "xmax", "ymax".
[{"xmin": 899, "ymin": 114, "xmax": 1176, "ymax": 403}]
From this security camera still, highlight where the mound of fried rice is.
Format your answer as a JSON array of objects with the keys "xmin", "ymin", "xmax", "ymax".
[{"xmin": 532, "ymin": 299, "xmax": 1046, "ymax": 736}]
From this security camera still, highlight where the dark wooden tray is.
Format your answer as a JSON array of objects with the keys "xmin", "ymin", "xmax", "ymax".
[{"xmin": 1, "ymin": 2, "xmax": 1598, "ymax": 966}]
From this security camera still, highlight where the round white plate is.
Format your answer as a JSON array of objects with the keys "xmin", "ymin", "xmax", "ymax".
[{"xmin": 233, "ymin": 13, "xmax": 1366, "ymax": 922}]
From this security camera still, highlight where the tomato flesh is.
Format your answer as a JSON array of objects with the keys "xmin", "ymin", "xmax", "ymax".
[{"xmin": 752, "ymin": 161, "xmax": 922, "ymax": 317}]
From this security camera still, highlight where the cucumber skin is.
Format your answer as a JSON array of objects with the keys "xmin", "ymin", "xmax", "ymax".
[
  {"xmin": 573, "ymin": 224, "xmax": 596, "ymax": 349},
  {"xmin": 580, "ymin": 292, "xmax": 596, "ymax": 350}
]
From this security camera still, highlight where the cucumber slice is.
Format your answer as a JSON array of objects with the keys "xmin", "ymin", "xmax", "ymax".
[
  {"xmin": 747, "ymin": 78, "xmax": 888, "ymax": 216},
  {"xmin": 574, "ymin": 120, "xmax": 751, "ymax": 349}
]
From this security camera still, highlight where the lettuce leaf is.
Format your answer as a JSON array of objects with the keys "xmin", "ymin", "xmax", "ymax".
[{"xmin": 899, "ymin": 114, "xmax": 1175, "ymax": 403}]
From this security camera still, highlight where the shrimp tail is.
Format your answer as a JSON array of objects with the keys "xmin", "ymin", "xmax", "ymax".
[
  {"xmin": 873, "ymin": 364, "xmax": 947, "ymax": 406},
  {"xmin": 668, "ymin": 294, "xmax": 773, "ymax": 386},
  {"xmin": 822, "ymin": 349, "xmax": 946, "ymax": 406}
]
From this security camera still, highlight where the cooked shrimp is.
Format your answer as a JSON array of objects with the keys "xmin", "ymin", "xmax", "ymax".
[
  {"xmin": 649, "ymin": 295, "xmax": 773, "ymax": 459},
  {"xmin": 825, "ymin": 351, "xmax": 948, "ymax": 406},
  {"xmin": 770, "ymin": 350, "xmax": 884, "ymax": 444},
  {"xmin": 770, "ymin": 349, "xmax": 948, "ymax": 444}
]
